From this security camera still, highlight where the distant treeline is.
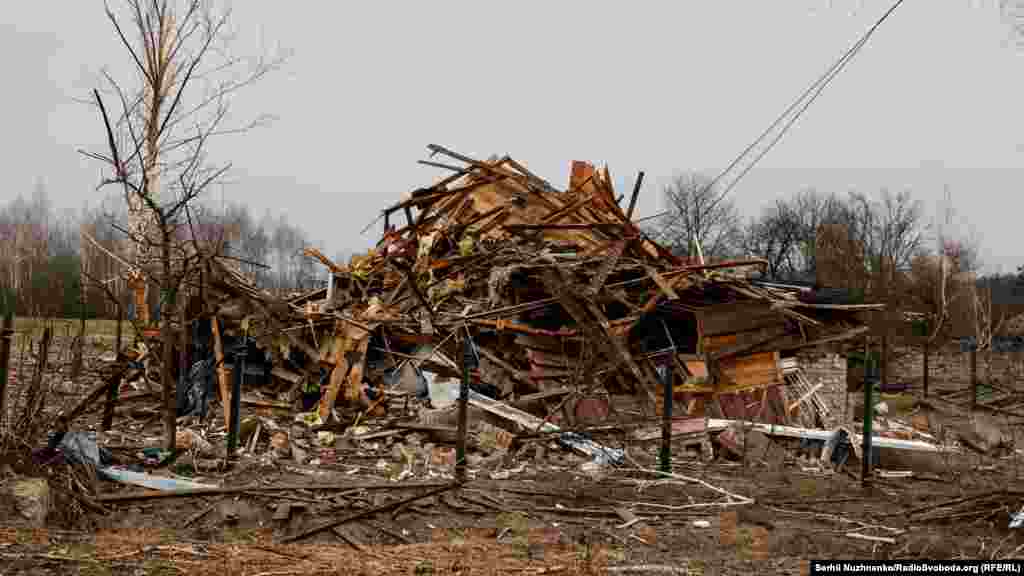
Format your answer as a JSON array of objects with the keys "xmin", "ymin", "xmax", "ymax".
[{"xmin": 0, "ymin": 184, "xmax": 339, "ymax": 319}]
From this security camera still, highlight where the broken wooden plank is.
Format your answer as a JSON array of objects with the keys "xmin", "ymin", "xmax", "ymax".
[
  {"xmin": 584, "ymin": 301, "xmax": 660, "ymax": 408},
  {"xmin": 644, "ymin": 265, "xmax": 679, "ymax": 300},
  {"xmin": 280, "ymin": 483, "xmax": 458, "ymax": 543},
  {"xmin": 183, "ymin": 499, "xmax": 222, "ymax": 528},
  {"xmin": 332, "ymin": 526, "xmax": 376, "ymax": 556},
  {"xmin": 626, "ymin": 172, "xmax": 645, "ymax": 221},
  {"xmin": 58, "ymin": 369, "xmax": 129, "ymax": 429},
  {"xmin": 588, "ymin": 240, "xmax": 627, "ymax": 296},
  {"xmin": 503, "ymin": 223, "xmax": 626, "ymax": 231},
  {"xmin": 845, "ymin": 532, "xmax": 897, "ymax": 545},
  {"xmin": 272, "ymin": 503, "xmax": 293, "ymax": 521},
  {"xmin": 271, "ymin": 367, "xmax": 303, "ymax": 385},
  {"xmin": 97, "ymin": 481, "xmax": 454, "ymax": 503},
  {"xmin": 512, "ymin": 387, "xmax": 573, "ymax": 407},
  {"xmin": 467, "ymin": 390, "xmax": 623, "ymax": 463},
  {"xmin": 787, "ymin": 382, "xmax": 825, "ymax": 414},
  {"xmin": 250, "ymin": 298, "xmax": 322, "ymax": 362}
]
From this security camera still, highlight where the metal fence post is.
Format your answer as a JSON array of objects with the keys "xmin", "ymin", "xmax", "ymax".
[
  {"xmin": 659, "ymin": 360, "xmax": 674, "ymax": 474},
  {"xmin": 227, "ymin": 342, "xmax": 246, "ymax": 457},
  {"xmin": 861, "ymin": 338, "xmax": 874, "ymax": 486},
  {"xmin": 456, "ymin": 334, "xmax": 475, "ymax": 483}
]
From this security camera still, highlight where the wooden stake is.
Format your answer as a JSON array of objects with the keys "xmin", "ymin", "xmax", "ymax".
[
  {"xmin": 659, "ymin": 359, "xmax": 674, "ymax": 474},
  {"xmin": 456, "ymin": 334, "xmax": 474, "ymax": 483},
  {"xmin": 0, "ymin": 311, "xmax": 13, "ymax": 431},
  {"xmin": 211, "ymin": 315, "xmax": 231, "ymax": 427},
  {"xmin": 861, "ymin": 336, "xmax": 874, "ymax": 487},
  {"xmin": 104, "ymin": 297, "xmax": 123, "ymax": 431},
  {"xmin": 626, "ymin": 171, "xmax": 645, "ymax": 221},
  {"xmin": 280, "ymin": 483, "xmax": 458, "ymax": 543}
]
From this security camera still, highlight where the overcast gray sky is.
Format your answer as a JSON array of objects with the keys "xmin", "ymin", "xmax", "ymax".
[{"xmin": 3, "ymin": 1, "xmax": 1022, "ymax": 273}]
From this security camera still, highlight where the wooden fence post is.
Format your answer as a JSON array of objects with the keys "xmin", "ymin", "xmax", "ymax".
[{"xmin": 0, "ymin": 311, "xmax": 14, "ymax": 431}]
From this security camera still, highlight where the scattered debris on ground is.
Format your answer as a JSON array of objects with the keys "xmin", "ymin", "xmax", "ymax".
[{"xmin": 1, "ymin": 147, "xmax": 1022, "ymax": 572}]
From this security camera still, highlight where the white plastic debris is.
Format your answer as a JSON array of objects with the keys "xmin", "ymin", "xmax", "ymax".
[
  {"xmin": 1010, "ymin": 505, "xmax": 1024, "ymax": 529},
  {"xmin": 317, "ymin": 431, "xmax": 336, "ymax": 446}
]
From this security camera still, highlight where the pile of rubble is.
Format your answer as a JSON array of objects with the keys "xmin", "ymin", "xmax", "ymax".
[
  {"xmin": 5, "ymin": 145, "xmax": 1024, "ymax": 555},
  {"xmin": 184, "ymin": 145, "xmax": 884, "ymax": 432},
  {"xmin": 10, "ymin": 146, "xmax": 1009, "ymax": 509},
  {"xmin": 75, "ymin": 147, "xmax": 928, "ymax": 459}
]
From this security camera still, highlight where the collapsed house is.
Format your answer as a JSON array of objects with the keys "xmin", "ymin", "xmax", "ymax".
[{"xmin": 165, "ymin": 145, "xmax": 882, "ymax": 439}]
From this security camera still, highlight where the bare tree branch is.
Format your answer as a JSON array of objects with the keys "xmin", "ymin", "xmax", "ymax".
[{"xmin": 657, "ymin": 172, "xmax": 741, "ymax": 262}]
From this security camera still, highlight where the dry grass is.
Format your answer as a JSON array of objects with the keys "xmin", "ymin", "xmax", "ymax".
[
  {"xmin": 880, "ymin": 393, "xmax": 917, "ymax": 416},
  {"xmin": 1, "ymin": 528, "xmax": 607, "ymax": 576},
  {"xmin": 14, "ymin": 317, "xmax": 121, "ymax": 335},
  {"xmin": 10, "ymin": 315, "xmax": 125, "ymax": 352}
]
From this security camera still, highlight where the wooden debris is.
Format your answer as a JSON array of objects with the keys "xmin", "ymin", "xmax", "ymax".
[
  {"xmin": 280, "ymin": 483, "xmax": 458, "ymax": 543},
  {"xmin": 96, "ymin": 481, "xmax": 453, "ymax": 503}
]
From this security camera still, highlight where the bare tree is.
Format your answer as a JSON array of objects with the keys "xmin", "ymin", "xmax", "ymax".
[
  {"xmin": 740, "ymin": 200, "xmax": 801, "ymax": 279},
  {"xmin": 846, "ymin": 189, "xmax": 924, "ymax": 283},
  {"xmin": 82, "ymin": 0, "xmax": 284, "ymax": 450},
  {"xmin": 656, "ymin": 172, "xmax": 741, "ymax": 262},
  {"xmin": 789, "ymin": 189, "xmax": 852, "ymax": 277},
  {"xmin": 739, "ymin": 189, "xmax": 853, "ymax": 282}
]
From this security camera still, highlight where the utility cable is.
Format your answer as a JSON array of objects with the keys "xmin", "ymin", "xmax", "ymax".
[{"xmin": 652, "ymin": 0, "xmax": 908, "ymax": 241}]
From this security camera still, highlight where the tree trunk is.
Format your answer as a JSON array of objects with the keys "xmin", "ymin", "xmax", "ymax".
[
  {"xmin": 180, "ymin": 299, "xmax": 189, "ymax": 418},
  {"xmin": 160, "ymin": 231, "xmax": 177, "ymax": 451}
]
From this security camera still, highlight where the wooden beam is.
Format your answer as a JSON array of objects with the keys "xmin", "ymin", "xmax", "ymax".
[
  {"xmin": 626, "ymin": 171, "xmax": 645, "ymax": 220},
  {"xmin": 211, "ymin": 316, "xmax": 232, "ymax": 427},
  {"xmin": 644, "ymin": 265, "xmax": 679, "ymax": 300}
]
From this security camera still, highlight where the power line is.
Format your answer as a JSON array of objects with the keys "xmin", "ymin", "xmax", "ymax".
[{"xmin": 652, "ymin": 0, "xmax": 909, "ymax": 242}]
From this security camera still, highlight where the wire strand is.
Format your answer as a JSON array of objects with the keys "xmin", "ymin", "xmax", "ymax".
[{"xmin": 652, "ymin": 0, "xmax": 908, "ymax": 241}]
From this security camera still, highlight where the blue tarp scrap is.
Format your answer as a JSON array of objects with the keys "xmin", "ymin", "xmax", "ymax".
[
  {"xmin": 955, "ymin": 336, "xmax": 1024, "ymax": 353},
  {"xmin": 558, "ymin": 431, "xmax": 625, "ymax": 465},
  {"xmin": 960, "ymin": 337, "xmax": 978, "ymax": 352},
  {"xmin": 994, "ymin": 336, "xmax": 1024, "ymax": 353}
]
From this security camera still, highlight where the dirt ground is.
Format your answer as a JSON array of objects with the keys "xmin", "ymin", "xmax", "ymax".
[{"xmin": 2, "ymin": 332, "xmax": 1024, "ymax": 575}]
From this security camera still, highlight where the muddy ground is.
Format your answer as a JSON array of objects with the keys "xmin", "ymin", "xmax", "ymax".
[{"xmin": 1, "ymin": 331, "xmax": 1023, "ymax": 575}]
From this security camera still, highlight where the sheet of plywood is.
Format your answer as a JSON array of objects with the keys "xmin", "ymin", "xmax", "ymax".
[
  {"xmin": 701, "ymin": 322, "xmax": 790, "ymax": 357},
  {"xmin": 705, "ymin": 325, "xmax": 791, "ymax": 360},
  {"xmin": 319, "ymin": 321, "xmax": 372, "ymax": 419},
  {"xmin": 701, "ymin": 333, "xmax": 737, "ymax": 356},
  {"xmin": 698, "ymin": 302, "xmax": 787, "ymax": 337},
  {"xmin": 717, "ymin": 351, "xmax": 783, "ymax": 393}
]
